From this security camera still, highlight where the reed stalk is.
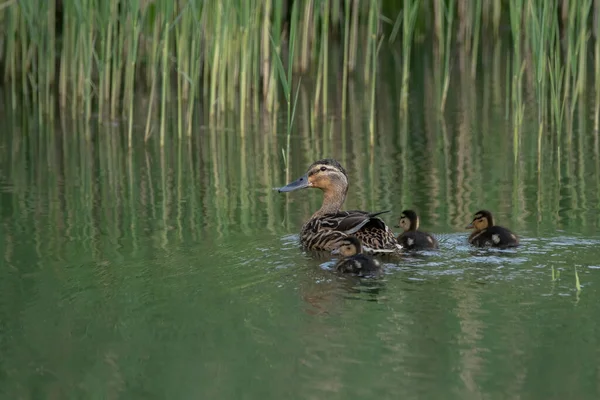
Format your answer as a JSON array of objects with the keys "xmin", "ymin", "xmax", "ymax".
[
  {"xmin": 321, "ymin": 0, "xmax": 330, "ymax": 115},
  {"xmin": 470, "ymin": 0, "xmax": 482, "ymax": 77},
  {"xmin": 369, "ymin": 37, "xmax": 383, "ymax": 147},
  {"xmin": 341, "ymin": 0, "xmax": 352, "ymax": 118},
  {"xmin": 144, "ymin": 15, "xmax": 161, "ymax": 142},
  {"xmin": 18, "ymin": 5, "xmax": 29, "ymax": 110},
  {"xmin": 526, "ymin": 0, "xmax": 554, "ymax": 174},
  {"xmin": 509, "ymin": 0, "xmax": 524, "ymax": 161},
  {"xmin": 348, "ymin": 0, "xmax": 360, "ymax": 72},
  {"xmin": 595, "ymin": 0, "xmax": 600, "ymax": 134},
  {"xmin": 186, "ymin": 3, "xmax": 202, "ymax": 137},
  {"xmin": 271, "ymin": 1, "xmax": 300, "ymax": 178},
  {"xmin": 159, "ymin": 1, "xmax": 174, "ymax": 147},
  {"xmin": 400, "ymin": 0, "xmax": 421, "ymax": 114},
  {"xmin": 174, "ymin": 2, "xmax": 188, "ymax": 139},
  {"xmin": 363, "ymin": 0, "xmax": 377, "ymax": 84},
  {"xmin": 238, "ymin": 0, "xmax": 251, "ymax": 135},
  {"xmin": 4, "ymin": 2, "xmax": 18, "ymax": 109},
  {"xmin": 261, "ymin": 0, "xmax": 273, "ymax": 112},
  {"xmin": 46, "ymin": 0, "xmax": 56, "ymax": 113},
  {"xmin": 125, "ymin": 0, "xmax": 142, "ymax": 148},
  {"xmin": 440, "ymin": 0, "xmax": 456, "ymax": 111},
  {"xmin": 209, "ymin": 2, "xmax": 223, "ymax": 117},
  {"xmin": 548, "ymin": 44, "xmax": 566, "ymax": 136}
]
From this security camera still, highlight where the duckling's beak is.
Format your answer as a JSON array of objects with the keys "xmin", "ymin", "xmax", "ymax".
[
  {"xmin": 465, "ymin": 222, "xmax": 474, "ymax": 229},
  {"xmin": 278, "ymin": 173, "xmax": 311, "ymax": 192}
]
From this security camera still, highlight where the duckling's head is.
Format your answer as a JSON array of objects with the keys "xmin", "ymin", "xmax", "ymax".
[
  {"xmin": 332, "ymin": 236, "xmax": 363, "ymax": 257},
  {"xmin": 466, "ymin": 210, "xmax": 494, "ymax": 231},
  {"xmin": 395, "ymin": 209, "xmax": 419, "ymax": 231},
  {"xmin": 277, "ymin": 158, "xmax": 348, "ymax": 194}
]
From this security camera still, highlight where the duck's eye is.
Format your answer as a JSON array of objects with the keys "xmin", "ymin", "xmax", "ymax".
[{"xmin": 320, "ymin": 166, "xmax": 327, "ymax": 172}]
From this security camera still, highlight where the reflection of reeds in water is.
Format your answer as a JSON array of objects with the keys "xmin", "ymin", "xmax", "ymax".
[{"xmin": 3, "ymin": 38, "xmax": 600, "ymax": 257}]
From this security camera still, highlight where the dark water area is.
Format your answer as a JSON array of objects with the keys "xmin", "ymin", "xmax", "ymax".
[{"xmin": 1, "ymin": 49, "xmax": 600, "ymax": 399}]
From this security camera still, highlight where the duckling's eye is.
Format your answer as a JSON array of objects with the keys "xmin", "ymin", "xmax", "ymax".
[{"xmin": 320, "ymin": 166, "xmax": 327, "ymax": 172}]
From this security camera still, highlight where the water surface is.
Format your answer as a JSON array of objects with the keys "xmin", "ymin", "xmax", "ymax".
[{"xmin": 1, "ymin": 53, "xmax": 600, "ymax": 399}]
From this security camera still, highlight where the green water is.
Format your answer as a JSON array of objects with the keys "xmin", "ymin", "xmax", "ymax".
[{"xmin": 2, "ymin": 57, "xmax": 600, "ymax": 399}]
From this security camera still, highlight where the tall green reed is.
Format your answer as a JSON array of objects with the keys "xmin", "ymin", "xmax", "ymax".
[
  {"xmin": 525, "ymin": 0, "xmax": 555, "ymax": 174},
  {"xmin": 509, "ymin": 0, "xmax": 524, "ymax": 162},
  {"xmin": 125, "ymin": 0, "xmax": 142, "ymax": 147},
  {"xmin": 435, "ymin": 0, "xmax": 455, "ymax": 111},
  {"xmin": 396, "ymin": 0, "xmax": 420, "ymax": 114},
  {"xmin": 595, "ymin": 0, "xmax": 600, "ymax": 134},
  {"xmin": 341, "ymin": 0, "xmax": 352, "ymax": 118},
  {"xmin": 271, "ymin": 1, "xmax": 300, "ymax": 179}
]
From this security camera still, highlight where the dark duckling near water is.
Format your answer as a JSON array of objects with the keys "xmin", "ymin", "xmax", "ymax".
[
  {"xmin": 395, "ymin": 209, "xmax": 439, "ymax": 251},
  {"xmin": 332, "ymin": 236, "xmax": 382, "ymax": 276},
  {"xmin": 466, "ymin": 210, "xmax": 519, "ymax": 248},
  {"xmin": 277, "ymin": 158, "xmax": 400, "ymax": 254}
]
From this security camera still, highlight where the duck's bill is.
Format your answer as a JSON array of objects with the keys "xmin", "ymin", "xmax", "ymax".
[
  {"xmin": 465, "ymin": 222, "xmax": 474, "ymax": 229},
  {"xmin": 277, "ymin": 173, "xmax": 310, "ymax": 192}
]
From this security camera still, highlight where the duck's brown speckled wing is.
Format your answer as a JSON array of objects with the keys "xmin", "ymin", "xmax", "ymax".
[
  {"xmin": 300, "ymin": 210, "xmax": 399, "ymax": 252},
  {"xmin": 324, "ymin": 210, "xmax": 389, "ymax": 233}
]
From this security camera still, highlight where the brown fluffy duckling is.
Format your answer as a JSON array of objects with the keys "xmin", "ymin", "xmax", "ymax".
[
  {"xmin": 466, "ymin": 210, "xmax": 519, "ymax": 248},
  {"xmin": 395, "ymin": 210, "xmax": 439, "ymax": 250},
  {"xmin": 332, "ymin": 236, "xmax": 381, "ymax": 276}
]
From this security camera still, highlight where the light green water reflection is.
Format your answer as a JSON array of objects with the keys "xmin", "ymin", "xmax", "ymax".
[{"xmin": 1, "ymin": 50, "xmax": 600, "ymax": 399}]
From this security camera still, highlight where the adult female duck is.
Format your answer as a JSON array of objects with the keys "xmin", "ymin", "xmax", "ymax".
[{"xmin": 278, "ymin": 159, "xmax": 400, "ymax": 253}]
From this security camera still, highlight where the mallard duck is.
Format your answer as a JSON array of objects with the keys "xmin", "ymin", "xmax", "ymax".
[
  {"xmin": 278, "ymin": 158, "xmax": 400, "ymax": 253},
  {"xmin": 395, "ymin": 209, "xmax": 439, "ymax": 250},
  {"xmin": 466, "ymin": 210, "xmax": 519, "ymax": 248},
  {"xmin": 332, "ymin": 236, "xmax": 381, "ymax": 275}
]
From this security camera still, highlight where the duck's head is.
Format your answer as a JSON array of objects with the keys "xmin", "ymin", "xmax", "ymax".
[
  {"xmin": 466, "ymin": 210, "xmax": 494, "ymax": 231},
  {"xmin": 331, "ymin": 236, "xmax": 362, "ymax": 257},
  {"xmin": 277, "ymin": 159, "xmax": 348, "ymax": 195},
  {"xmin": 395, "ymin": 209, "xmax": 419, "ymax": 232}
]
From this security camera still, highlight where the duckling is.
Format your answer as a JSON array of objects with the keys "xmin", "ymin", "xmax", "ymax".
[
  {"xmin": 466, "ymin": 210, "xmax": 519, "ymax": 248},
  {"xmin": 278, "ymin": 158, "xmax": 400, "ymax": 253},
  {"xmin": 395, "ymin": 209, "xmax": 439, "ymax": 250},
  {"xmin": 332, "ymin": 236, "xmax": 381, "ymax": 276}
]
